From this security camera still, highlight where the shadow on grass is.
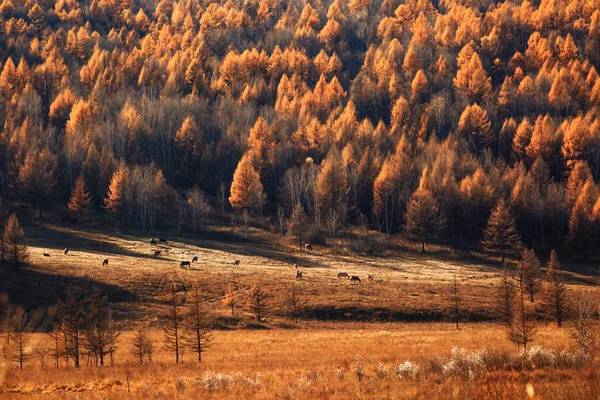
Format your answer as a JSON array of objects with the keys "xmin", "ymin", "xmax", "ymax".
[
  {"xmin": 0, "ymin": 267, "xmax": 136, "ymax": 319},
  {"xmin": 304, "ymin": 306, "xmax": 496, "ymax": 323},
  {"xmin": 25, "ymin": 223, "xmax": 161, "ymax": 261},
  {"xmin": 174, "ymin": 229, "xmax": 323, "ymax": 268}
]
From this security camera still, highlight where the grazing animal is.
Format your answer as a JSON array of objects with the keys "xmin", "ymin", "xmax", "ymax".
[
  {"xmin": 350, "ymin": 276, "xmax": 361, "ymax": 283},
  {"xmin": 337, "ymin": 272, "xmax": 349, "ymax": 279},
  {"xmin": 150, "ymin": 239, "xmax": 157, "ymax": 246},
  {"xmin": 180, "ymin": 261, "xmax": 191, "ymax": 269},
  {"xmin": 367, "ymin": 275, "xmax": 373, "ymax": 281},
  {"xmin": 43, "ymin": 253, "xmax": 50, "ymax": 257},
  {"xmin": 233, "ymin": 260, "xmax": 241, "ymax": 265},
  {"xmin": 159, "ymin": 238, "xmax": 168, "ymax": 244},
  {"xmin": 192, "ymin": 256, "xmax": 198, "ymax": 263},
  {"xmin": 102, "ymin": 259, "xmax": 109, "ymax": 266},
  {"xmin": 304, "ymin": 243, "xmax": 313, "ymax": 251},
  {"xmin": 64, "ymin": 248, "xmax": 69, "ymax": 255},
  {"xmin": 295, "ymin": 270, "xmax": 303, "ymax": 279},
  {"xmin": 154, "ymin": 250, "xmax": 161, "ymax": 258}
]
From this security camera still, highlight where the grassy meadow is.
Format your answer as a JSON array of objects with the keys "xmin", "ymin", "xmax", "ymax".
[{"xmin": 1, "ymin": 216, "xmax": 599, "ymax": 398}]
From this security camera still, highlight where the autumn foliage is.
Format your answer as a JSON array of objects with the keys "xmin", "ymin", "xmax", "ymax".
[{"xmin": 0, "ymin": 0, "xmax": 596, "ymax": 259}]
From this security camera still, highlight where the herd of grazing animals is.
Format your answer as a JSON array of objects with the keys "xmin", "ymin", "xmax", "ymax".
[{"xmin": 43, "ymin": 239, "xmax": 374, "ymax": 283}]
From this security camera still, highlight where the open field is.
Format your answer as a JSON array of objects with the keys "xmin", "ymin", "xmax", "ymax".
[
  {"xmin": 2, "ymin": 218, "xmax": 600, "ymax": 398},
  {"xmin": 4, "ymin": 217, "xmax": 598, "ymax": 326},
  {"xmin": 1, "ymin": 323, "xmax": 599, "ymax": 399}
]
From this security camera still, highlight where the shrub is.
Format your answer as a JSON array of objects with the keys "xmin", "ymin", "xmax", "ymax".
[
  {"xmin": 336, "ymin": 367, "xmax": 345, "ymax": 381},
  {"xmin": 375, "ymin": 362, "xmax": 388, "ymax": 379},
  {"xmin": 351, "ymin": 354, "xmax": 365, "ymax": 381},
  {"xmin": 240, "ymin": 373, "xmax": 261, "ymax": 388},
  {"xmin": 176, "ymin": 377, "xmax": 186, "ymax": 392},
  {"xmin": 393, "ymin": 361, "xmax": 420, "ymax": 379},
  {"xmin": 297, "ymin": 374, "xmax": 312, "ymax": 390},
  {"xmin": 199, "ymin": 372, "xmax": 233, "ymax": 392}
]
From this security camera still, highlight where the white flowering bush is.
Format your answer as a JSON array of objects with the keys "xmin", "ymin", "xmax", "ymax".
[
  {"xmin": 199, "ymin": 372, "xmax": 233, "ymax": 392},
  {"xmin": 442, "ymin": 348, "xmax": 476, "ymax": 379},
  {"xmin": 393, "ymin": 361, "xmax": 420, "ymax": 379},
  {"xmin": 241, "ymin": 373, "xmax": 261, "ymax": 388},
  {"xmin": 522, "ymin": 346, "xmax": 557, "ymax": 369}
]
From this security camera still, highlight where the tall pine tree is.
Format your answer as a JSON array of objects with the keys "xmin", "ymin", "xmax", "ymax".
[{"xmin": 482, "ymin": 200, "xmax": 522, "ymax": 266}]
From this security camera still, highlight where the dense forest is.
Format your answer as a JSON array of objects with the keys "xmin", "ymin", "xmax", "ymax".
[{"xmin": 0, "ymin": 0, "xmax": 599, "ymax": 257}]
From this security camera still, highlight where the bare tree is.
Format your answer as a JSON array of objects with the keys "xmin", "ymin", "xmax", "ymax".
[
  {"xmin": 0, "ymin": 294, "xmax": 11, "ymax": 345},
  {"xmin": 84, "ymin": 288, "xmax": 120, "ymax": 366},
  {"xmin": 34, "ymin": 346, "xmax": 47, "ymax": 369},
  {"xmin": 509, "ymin": 274, "xmax": 536, "ymax": 351},
  {"xmin": 450, "ymin": 275, "xmax": 461, "ymax": 329},
  {"xmin": 222, "ymin": 283, "xmax": 237, "ymax": 316},
  {"xmin": 217, "ymin": 182, "xmax": 228, "ymax": 214},
  {"xmin": 288, "ymin": 203, "xmax": 309, "ymax": 250},
  {"xmin": 176, "ymin": 193, "xmax": 187, "ymax": 234},
  {"xmin": 496, "ymin": 268, "xmax": 515, "ymax": 327},
  {"xmin": 57, "ymin": 288, "xmax": 88, "ymax": 368},
  {"xmin": 285, "ymin": 282, "xmax": 303, "ymax": 323},
  {"xmin": 518, "ymin": 249, "xmax": 542, "ymax": 302},
  {"xmin": 242, "ymin": 209, "xmax": 250, "ymax": 237},
  {"xmin": 347, "ymin": 163, "xmax": 361, "ymax": 222},
  {"xmin": 246, "ymin": 285, "xmax": 269, "ymax": 322},
  {"xmin": 568, "ymin": 292, "xmax": 597, "ymax": 360},
  {"xmin": 279, "ymin": 167, "xmax": 304, "ymax": 213},
  {"xmin": 47, "ymin": 326, "xmax": 63, "ymax": 369},
  {"xmin": 277, "ymin": 206, "xmax": 286, "ymax": 238},
  {"xmin": 544, "ymin": 250, "xmax": 567, "ymax": 327},
  {"xmin": 5, "ymin": 306, "xmax": 31, "ymax": 370},
  {"xmin": 184, "ymin": 284, "xmax": 214, "ymax": 362},
  {"xmin": 187, "ymin": 186, "xmax": 211, "ymax": 235},
  {"xmin": 162, "ymin": 283, "xmax": 185, "ymax": 363},
  {"xmin": 325, "ymin": 209, "xmax": 342, "ymax": 239},
  {"xmin": 131, "ymin": 327, "xmax": 153, "ymax": 365}
]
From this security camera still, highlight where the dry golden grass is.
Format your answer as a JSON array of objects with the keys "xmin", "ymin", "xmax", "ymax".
[
  {"xmin": 1, "ymin": 323, "xmax": 598, "ymax": 399},
  {"xmin": 18, "ymin": 220, "xmax": 592, "ymax": 325},
  {"xmin": 2, "ymin": 220, "xmax": 599, "ymax": 398}
]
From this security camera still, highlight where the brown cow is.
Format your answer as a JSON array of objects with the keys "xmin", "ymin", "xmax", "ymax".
[
  {"xmin": 192, "ymin": 256, "xmax": 198, "ymax": 263},
  {"xmin": 304, "ymin": 243, "xmax": 313, "ymax": 251},
  {"xmin": 350, "ymin": 276, "xmax": 361, "ymax": 283},
  {"xmin": 102, "ymin": 259, "xmax": 109, "ymax": 266},
  {"xmin": 337, "ymin": 272, "xmax": 349, "ymax": 279},
  {"xmin": 233, "ymin": 260, "xmax": 241, "ymax": 265},
  {"xmin": 295, "ymin": 270, "xmax": 303, "ymax": 279},
  {"xmin": 180, "ymin": 261, "xmax": 191, "ymax": 269},
  {"xmin": 150, "ymin": 239, "xmax": 157, "ymax": 246},
  {"xmin": 154, "ymin": 250, "xmax": 161, "ymax": 258},
  {"xmin": 367, "ymin": 275, "xmax": 373, "ymax": 281}
]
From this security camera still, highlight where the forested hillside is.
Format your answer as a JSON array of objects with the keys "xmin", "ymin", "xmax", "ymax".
[{"xmin": 0, "ymin": 0, "xmax": 599, "ymax": 255}]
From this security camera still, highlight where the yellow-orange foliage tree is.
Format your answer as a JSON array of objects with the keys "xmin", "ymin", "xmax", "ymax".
[{"xmin": 229, "ymin": 154, "xmax": 267, "ymax": 215}]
